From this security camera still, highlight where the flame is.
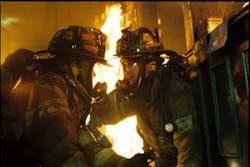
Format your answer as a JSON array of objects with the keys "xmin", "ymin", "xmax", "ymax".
[
  {"xmin": 93, "ymin": 3, "xmax": 144, "ymax": 158},
  {"xmin": 101, "ymin": 115, "xmax": 144, "ymax": 158},
  {"xmin": 93, "ymin": 3, "xmax": 125, "ymax": 93}
]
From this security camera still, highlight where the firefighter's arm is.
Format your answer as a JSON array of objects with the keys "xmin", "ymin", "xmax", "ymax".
[
  {"xmin": 168, "ymin": 77, "xmax": 203, "ymax": 167},
  {"xmin": 90, "ymin": 81, "xmax": 120, "ymax": 126},
  {"xmin": 90, "ymin": 79, "xmax": 134, "ymax": 127},
  {"xmin": 32, "ymin": 77, "xmax": 140, "ymax": 167},
  {"xmin": 19, "ymin": 74, "xmax": 90, "ymax": 166},
  {"xmin": 87, "ymin": 88, "xmax": 132, "ymax": 148},
  {"xmin": 88, "ymin": 80, "xmax": 139, "ymax": 149}
]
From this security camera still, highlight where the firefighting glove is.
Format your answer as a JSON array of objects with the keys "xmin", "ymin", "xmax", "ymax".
[
  {"xmin": 115, "ymin": 79, "xmax": 133, "ymax": 102},
  {"xmin": 122, "ymin": 152, "xmax": 151, "ymax": 167},
  {"xmin": 92, "ymin": 82, "xmax": 109, "ymax": 111},
  {"xmin": 93, "ymin": 82, "xmax": 108, "ymax": 97}
]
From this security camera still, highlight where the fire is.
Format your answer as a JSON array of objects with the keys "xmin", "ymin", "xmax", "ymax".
[
  {"xmin": 93, "ymin": 3, "xmax": 144, "ymax": 158},
  {"xmin": 92, "ymin": 3, "xmax": 124, "ymax": 93},
  {"xmin": 102, "ymin": 115, "xmax": 144, "ymax": 158}
]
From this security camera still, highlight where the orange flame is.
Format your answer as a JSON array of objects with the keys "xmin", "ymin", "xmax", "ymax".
[
  {"xmin": 93, "ymin": 3, "xmax": 125, "ymax": 93},
  {"xmin": 103, "ymin": 115, "xmax": 144, "ymax": 158},
  {"xmin": 93, "ymin": 3, "xmax": 144, "ymax": 158}
]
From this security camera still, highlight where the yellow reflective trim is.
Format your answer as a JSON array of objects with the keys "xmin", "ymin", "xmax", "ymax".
[
  {"xmin": 25, "ymin": 110, "xmax": 35, "ymax": 129},
  {"xmin": 78, "ymin": 128, "xmax": 95, "ymax": 147},
  {"xmin": 62, "ymin": 151, "xmax": 88, "ymax": 167},
  {"xmin": 174, "ymin": 114, "xmax": 193, "ymax": 137},
  {"xmin": 25, "ymin": 98, "xmax": 69, "ymax": 128},
  {"xmin": 94, "ymin": 148, "xmax": 115, "ymax": 167}
]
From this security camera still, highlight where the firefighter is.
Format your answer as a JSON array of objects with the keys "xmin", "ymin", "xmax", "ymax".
[
  {"xmin": 1, "ymin": 25, "xmax": 150, "ymax": 167},
  {"xmin": 90, "ymin": 27, "xmax": 203, "ymax": 167}
]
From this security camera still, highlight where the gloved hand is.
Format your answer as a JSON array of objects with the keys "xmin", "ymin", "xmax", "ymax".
[
  {"xmin": 115, "ymin": 79, "xmax": 134, "ymax": 102},
  {"xmin": 93, "ymin": 82, "xmax": 107, "ymax": 97},
  {"xmin": 122, "ymin": 152, "xmax": 151, "ymax": 167},
  {"xmin": 92, "ymin": 82, "xmax": 109, "ymax": 112},
  {"xmin": 115, "ymin": 79, "xmax": 132, "ymax": 92}
]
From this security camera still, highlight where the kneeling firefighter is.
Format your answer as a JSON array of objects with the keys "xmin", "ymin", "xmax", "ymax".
[
  {"xmin": 1, "ymin": 25, "xmax": 150, "ymax": 167},
  {"xmin": 89, "ymin": 27, "xmax": 204, "ymax": 167}
]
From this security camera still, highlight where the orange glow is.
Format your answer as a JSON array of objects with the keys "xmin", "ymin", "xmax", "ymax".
[
  {"xmin": 93, "ymin": 3, "xmax": 125, "ymax": 93},
  {"xmin": 93, "ymin": 3, "xmax": 144, "ymax": 158},
  {"xmin": 100, "ymin": 116, "xmax": 144, "ymax": 158}
]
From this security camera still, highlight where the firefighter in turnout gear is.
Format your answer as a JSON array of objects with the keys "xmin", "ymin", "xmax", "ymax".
[
  {"xmin": 1, "ymin": 25, "xmax": 150, "ymax": 167},
  {"xmin": 89, "ymin": 27, "xmax": 203, "ymax": 167}
]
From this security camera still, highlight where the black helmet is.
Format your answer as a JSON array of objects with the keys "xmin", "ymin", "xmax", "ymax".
[
  {"xmin": 47, "ymin": 25, "xmax": 108, "ymax": 65},
  {"xmin": 115, "ymin": 27, "xmax": 182, "ymax": 65},
  {"xmin": 115, "ymin": 27, "xmax": 163, "ymax": 56}
]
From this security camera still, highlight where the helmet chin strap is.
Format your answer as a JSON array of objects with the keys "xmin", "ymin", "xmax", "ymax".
[
  {"xmin": 129, "ymin": 62, "xmax": 145, "ymax": 96},
  {"xmin": 65, "ymin": 62, "xmax": 95, "ymax": 104},
  {"xmin": 131, "ymin": 75, "xmax": 143, "ymax": 96}
]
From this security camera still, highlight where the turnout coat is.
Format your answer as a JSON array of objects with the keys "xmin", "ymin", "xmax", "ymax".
[
  {"xmin": 91, "ymin": 67, "xmax": 203, "ymax": 167},
  {"xmin": 2, "ymin": 70, "xmax": 132, "ymax": 167}
]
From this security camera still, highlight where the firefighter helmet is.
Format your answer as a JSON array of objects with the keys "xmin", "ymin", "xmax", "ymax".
[
  {"xmin": 116, "ymin": 27, "xmax": 173, "ymax": 64},
  {"xmin": 48, "ymin": 25, "xmax": 108, "ymax": 65}
]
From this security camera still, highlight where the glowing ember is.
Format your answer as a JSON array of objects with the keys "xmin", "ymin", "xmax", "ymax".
[{"xmin": 93, "ymin": 3, "xmax": 144, "ymax": 158}]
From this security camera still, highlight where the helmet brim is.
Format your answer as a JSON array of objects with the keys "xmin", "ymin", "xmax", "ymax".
[
  {"xmin": 70, "ymin": 51, "xmax": 113, "ymax": 67},
  {"xmin": 36, "ymin": 50, "xmax": 112, "ymax": 67},
  {"xmin": 113, "ymin": 49, "xmax": 178, "ymax": 59}
]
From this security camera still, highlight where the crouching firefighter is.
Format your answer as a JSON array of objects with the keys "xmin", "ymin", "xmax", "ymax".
[
  {"xmin": 88, "ymin": 27, "xmax": 204, "ymax": 167},
  {"xmin": 1, "ymin": 25, "xmax": 151, "ymax": 167}
]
